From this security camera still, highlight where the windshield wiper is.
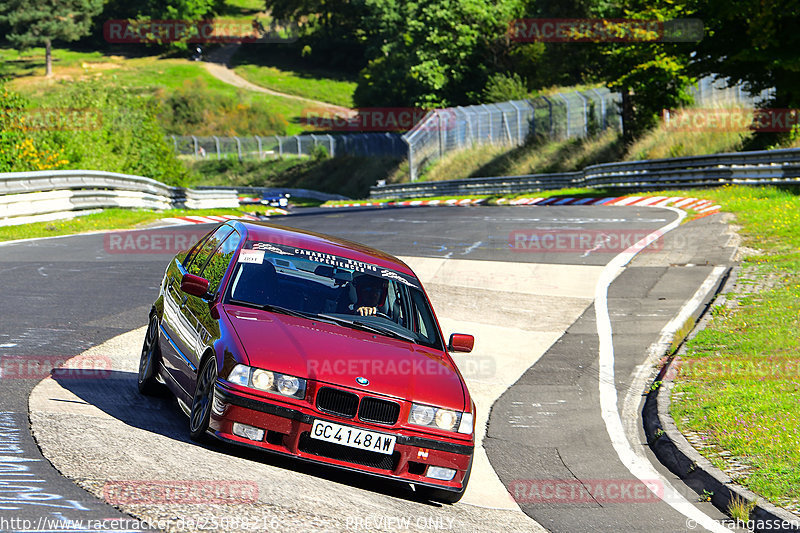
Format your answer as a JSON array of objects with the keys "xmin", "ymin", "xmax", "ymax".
[
  {"xmin": 317, "ymin": 314, "xmax": 416, "ymax": 343},
  {"xmin": 229, "ymin": 299, "xmax": 332, "ymax": 322}
]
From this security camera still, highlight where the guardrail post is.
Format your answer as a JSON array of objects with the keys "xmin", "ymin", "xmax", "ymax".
[
  {"xmin": 296, "ymin": 135, "xmax": 301, "ymax": 156},
  {"xmin": 212, "ymin": 136, "xmax": 221, "ymax": 159},
  {"xmin": 171, "ymin": 135, "xmax": 177, "ymax": 153},
  {"xmin": 191, "ymin": 135, "xmax": 199, "ymax": 159},
  {"xmin": 275, "ymin": 136, "xmax": 283, "ymax": 157},
  {"xmin": 235, "ymin": 136, "xmax": 243, "ymax": 161}
]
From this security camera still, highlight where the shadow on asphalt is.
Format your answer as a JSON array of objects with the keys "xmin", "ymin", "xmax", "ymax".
[{"xmin": 53, "ymin": 370, "xmax": 443, "ymax": 507}]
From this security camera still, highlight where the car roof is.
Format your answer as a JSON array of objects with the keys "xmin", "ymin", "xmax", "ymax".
[{"xmin": 230, "ymin": 220, "xmax": 416, "ymax": 276}]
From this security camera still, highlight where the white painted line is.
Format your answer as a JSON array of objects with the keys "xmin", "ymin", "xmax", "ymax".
[
  {"xmin": 595, "ymin": 207, "xmax": 732, "ymax": 533},
  {"xmin": 0, "ymin": 343, "xmax": 17, "ymax": 348}
]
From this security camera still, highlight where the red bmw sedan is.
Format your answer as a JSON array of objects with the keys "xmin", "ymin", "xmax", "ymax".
[{"xmin": 139, "ymin": 220, "xmax": 476, "ymax": 503}]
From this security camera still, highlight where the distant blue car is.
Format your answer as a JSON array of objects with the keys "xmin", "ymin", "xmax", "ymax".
[{"xmin": 262, "ymin": 193, "xmax": 290, "ymax": 208}]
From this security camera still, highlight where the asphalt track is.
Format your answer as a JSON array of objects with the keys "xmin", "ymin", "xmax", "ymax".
[{"xmin": 0, "ymin": 205, "xmax": 738, "ymax": 532}]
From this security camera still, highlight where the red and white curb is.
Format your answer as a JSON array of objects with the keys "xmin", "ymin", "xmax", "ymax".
[
  {"xmin": 323, "ymin": 195, "xmax": 720, "ymax": 215},
  {"xmin": 159, "ymin": 214, "xmax": 260, "ymax": 226},
  {"xmin": 501, "ymin": 195, "xmax": 721, "ymax": 215},
  {"xmin": 325, "ymin": 198, "xmax": 487, "ymax": 208}
]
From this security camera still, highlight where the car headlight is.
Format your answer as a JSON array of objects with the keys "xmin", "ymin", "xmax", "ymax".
[
  {"xmin": 408, "ymin": 403, "xmax": 469, "ymax": 433},
  {"xmin": 226, "ymin": 364, "xmax": 306, "ymax": 400}
]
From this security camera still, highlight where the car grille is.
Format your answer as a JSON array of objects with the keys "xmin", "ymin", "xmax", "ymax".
[
  {"xmin": 298, "ymin": 432, "xmax": 400, "ymax": 471},
  {"xmin": 316, "ymin": 387, "xmax": 359, "ymax": 418},
  {"xmin": 358, "ymin": 397, "xmax": 401, "ymax": 425}
]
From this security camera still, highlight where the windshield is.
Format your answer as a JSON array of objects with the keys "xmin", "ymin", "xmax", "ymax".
[{"xmin": 225, "ymin": 240, "xmax": 444, "ymax": 350}]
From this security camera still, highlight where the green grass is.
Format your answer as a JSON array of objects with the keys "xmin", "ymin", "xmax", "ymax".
[
  {"xmin": 231, "ymin": 46, "xmax": 357, "ymax": 108},
  {"xmin": 0, "ymin": 206, "xmax": 279, "ymax": 243},
  {"xmin": 413, "ymin": 128, "xmax": 624, "ymax": 182},
  {"xmin": 187, "ymin": 155, "xmax": 401, "ymax": 199},
  {"xmin": 667, "ymin": 185, "xmax": 800, "ymax": 507},
  {"xmin": 2, "ymin": 47, "xmax": 326, "ymax": 136}
]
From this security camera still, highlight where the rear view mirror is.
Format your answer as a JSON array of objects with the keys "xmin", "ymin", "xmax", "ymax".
[
  {"xmin": 448, "ymin": 333, "xmax": 474, "ymax": 353},
  {"xmin": 181, "ymin": 273, "xmax": 210, "ymax": 299}
]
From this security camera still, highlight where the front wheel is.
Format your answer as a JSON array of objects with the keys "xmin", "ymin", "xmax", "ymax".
[
  {"xmin": 138, "ymin": 315, "xmax": 162, "ymax": 395},
  {"xmin": 189, "ymin": 355, "xmax": 217, "ymax": 441}
]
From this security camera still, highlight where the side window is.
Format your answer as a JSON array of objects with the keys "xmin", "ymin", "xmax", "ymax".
[
  {"xmin": 202, "ymin": 231, "xmax": 240, "ymax": 294},
  {"xmin": 187, "ymin": 225, "xmax": 234, "ymax": 276}
]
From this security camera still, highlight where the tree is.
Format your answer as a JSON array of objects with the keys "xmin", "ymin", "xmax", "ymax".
[
  {"xmin": 0, "ymin": 0, "xmax": 103, "ymax": 77},
  {"xmin": 690, "ymin": 0, "xmax": 800, "ymax": 109},
  {"xmin": 354, "ymin": 0, "xmax": 523, "ymax": 108},
  {"xmin": 593, "ymin": 1, "xmax": 697, "ymax": 143}
]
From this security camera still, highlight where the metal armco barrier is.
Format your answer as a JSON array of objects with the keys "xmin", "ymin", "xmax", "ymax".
[
  {"xmin": 0, "ymin": 170, "xmax": 238, "ymax": 226},
  {"xmin": 370, "ymin": 147, "xmax": 800, "ymax": 199}
]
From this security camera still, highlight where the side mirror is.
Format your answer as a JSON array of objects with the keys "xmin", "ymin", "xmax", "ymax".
[
  {"xmin": 181, "ymin": 273, "xmax": 210, "ymax": 299},
  {"xmin": 448, "ymin": 333, "xmax": 474, "ymax": 353}
]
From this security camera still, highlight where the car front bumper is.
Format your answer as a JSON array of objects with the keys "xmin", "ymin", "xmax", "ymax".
[{"xmin": 209, "ymin": 384, "xmax": 473, "ymax": 493}]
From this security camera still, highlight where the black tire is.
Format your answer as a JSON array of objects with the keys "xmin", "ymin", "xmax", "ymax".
[
  {"xmin": 417, "ymin": 462, "xmax": 471, "ymax": 504},
  {"xmin": 138, "ymin": 315, "xmax": 162, "ymax": 395},
  {"xmin": 189, "ymin": 355, "xmax": 217, "ymax": 441}
]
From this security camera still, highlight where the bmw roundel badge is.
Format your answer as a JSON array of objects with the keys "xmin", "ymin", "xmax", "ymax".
[{"xmin": 356, "ymin": 376, "xmax": 369, "ymax": 386}]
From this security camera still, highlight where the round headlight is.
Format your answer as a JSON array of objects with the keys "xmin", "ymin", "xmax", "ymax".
[
  {"xmin": 434, "ymin": 409, "xmax": 458, "ymax": 431},
  {"xmin": 251, "ymin": 369, "xmax": 274, "ymax": 391},
  {"xmin": 410, "ymin": 404, "xmax": 435, "ymax": 426},
  {"xmin": 277, "ymin": 375, "xmax": 300, "ymax": 396}
]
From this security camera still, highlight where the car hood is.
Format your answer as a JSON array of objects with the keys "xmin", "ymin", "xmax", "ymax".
[{"xmin": 224, "ymin": 306, "xmax": 466, "ymax": 411}]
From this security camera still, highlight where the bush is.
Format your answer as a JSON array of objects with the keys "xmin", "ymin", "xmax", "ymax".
[
  {"xmin": 157, "ymin": 79, "xmax": 288, "ymax": 136},
  {"xmin": 481, "ymin": 72, "xmax": 530, "ymax": 103},
  {"xmin": 0, "ymin": 83, "xmax": 69, "ymax": 172},
  {"xmin": 2, "ymin": 80, "xmax": 189, "ymax": 184}
]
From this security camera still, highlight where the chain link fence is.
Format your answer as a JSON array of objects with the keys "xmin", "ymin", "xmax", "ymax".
[
  {"xmin": 403, "ymin": 76, "xmax": 775, "ymax": 182},
  {"xmin": 403, "ymin": 88, "xmax": 622, "ymax": 181},
  {"xmin": 170, "ymin": 133, "xmax": 406, "ymax": 161}
]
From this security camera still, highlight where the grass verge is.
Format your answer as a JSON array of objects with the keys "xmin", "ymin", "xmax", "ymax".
[
  {"xmin": 666, "ymin": 185, "xmax": 800, "ymax": 511},
  {"xmin": 231, "ymin": 45, "xmax": 356, "ymax": 109},
  {"xmin": 0, "ymin": 206, "xmax": 277, "ymax": 243}
]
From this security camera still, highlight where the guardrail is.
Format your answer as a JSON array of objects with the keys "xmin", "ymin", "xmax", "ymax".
[
  {"xmin": 370, "ymin": 147, "xmax": 800, "ymax": 199},
  {"xmin": 195, "ymin": 186, "xmax": 347, "ymax": 202},
  {"xmin": 0, "ymin": 170, "xmax": 238, "ymax": 227}
]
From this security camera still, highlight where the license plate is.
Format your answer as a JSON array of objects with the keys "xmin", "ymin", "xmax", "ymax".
[{"xmin": 310, "ymin": 420, "xmax": 396, "ymax": 455}]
